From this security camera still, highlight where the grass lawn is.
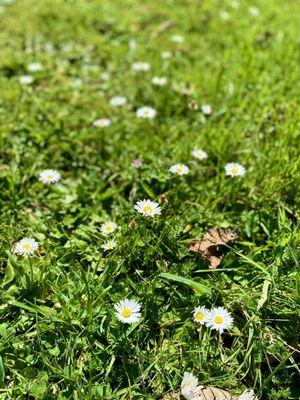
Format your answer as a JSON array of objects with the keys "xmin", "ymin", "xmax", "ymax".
[{"xmin": 0, "ymin": 0, "xmax": 299, "ymax": 399}]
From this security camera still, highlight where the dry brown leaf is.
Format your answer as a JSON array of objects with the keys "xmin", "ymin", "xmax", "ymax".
[
  {"xmin": 188, "ymin": 228, "xmax": 238, "ymax": 269},
  {"xmin": 161, "ymin": 386, "xmax": 237, "ymax": 400}
]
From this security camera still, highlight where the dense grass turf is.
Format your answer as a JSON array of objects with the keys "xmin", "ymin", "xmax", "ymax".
[{"xmin": 0, "ymin": 0, "xmax": 299, "ymax": 399}]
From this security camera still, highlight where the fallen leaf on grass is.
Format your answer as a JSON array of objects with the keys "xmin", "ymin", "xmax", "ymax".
[
  {"xmin": 189, "ymin": 229, "xmax": 238, "ymax": 269},
  {"xmin": 162, "ymin": 387, "xmax": 235, "ymax": 400}
]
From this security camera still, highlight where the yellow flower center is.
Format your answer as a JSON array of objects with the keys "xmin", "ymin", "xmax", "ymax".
[
  {"xmin": 143, "ymin": 205, "xmax": 153, "ymax": 213},
  {"xmin": 122, "ymin": 308, "xmax": 132, "ymax": 318},
  {"xmin": 196, "ymin": 312, "xmax": 204, "ymax": 321},
  {"xmin": 143, "ymin": 111, "xmax": 149, "ymax": 115},
  {"xmin": 22, "ymin": 243, "xmax": 31, "ymax": 250},
  {"xmin": 105, "ymin": 226, "xmax": 113, "ymax": 232},
  {"xmin": 106, "ymin": 242, "xmax": 113, "ymax": 249},
  {"xmin": 47, "ymin": 174, "xmax": 54, "ymax": 180},
  {"xmin": 214, "ymin": 315, "xmax": 224, "ymax": 324},
  {"xmin": 230, "ymin": 167, "xmax": 238, "ymax": 175},
  {"xmin": 176, "ymin": 167, "xmax": 183, "ymax": 174}
]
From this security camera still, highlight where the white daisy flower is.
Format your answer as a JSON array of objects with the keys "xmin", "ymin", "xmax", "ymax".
[
  {"xmin": 238, "ymin": 389, "xmax": 256, "ymax": 400},
  {"xmin": 134, "ymin": 199, "xmax": 161, "ymax": 217},
  {"xmin": 114, "ymin": 298, "xmax": 141, "ymax": 324},
  {"xmin": 109, "ymin": 96, "xmax": 127, "ymax": 106},
  {"xmin": 205, "ymin": 307, "xmax": 233, "ymax": 334},
  {"xmin": 151, "ymin": 76, "xmax": 167, "ymax": 86},
  {"xmin": 14, "ymin": 238, "xmax": 39, "ymax": 256},
  {"xmin": 193, "ymin": 306, "xmax": 209, "ymax": 325},
  {"xmin": 27, "ymin": 62, "xmax": 43, "ymax": 72},
  {"xmin": 19, "ymin": 75, "xmax": 33, "ymax": 85},
  {"xmin": 93, "ymin": 118, "xmax": 111, "ymax": 128},
  {"xmin": 169, "ymin": 164, "xmax": 189, "ymax": 175},
  {"xmin": 131, "ymin": 61, "xmax": 150, "ymax": 71},
  {"xmin": 39, "ymin": 169, "xmax": 61, "ymax": 184},
  {"xmin": 181, "ymin": 372, "xmax": 203, "ymax": 400},
  {"xmin": 102, "ymin": 239, "xmax": 116, "ymax": 251},
  {"xmin": 249, "ymin": 7, "xmax": 260, "ymax": 17},
  {"xmin": 136, "ymin": 106, "xmax": 156, "ymax": 119},
  {"xmin": 201, "ymin": 104, "xmax": 212, "ymax": 115},
  {"xmin": 161, "ymin": 51, "xmax": 172, "ymax": 59},
  {"xmin": 192, "ymin": 148, "xmax": 208, "ymax": 160},
  {"xmin": 171, "ymin": 34, "xmax": 185, "ymax": 43},
  {"xmin": 100, "ymin": 222, "xmax": 117, "ymax": 235},
  {"xmin": 225, "ymin": 163, "xmax": 246, "ymax": 177}
]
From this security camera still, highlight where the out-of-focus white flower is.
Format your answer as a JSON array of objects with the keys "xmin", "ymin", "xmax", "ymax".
[
  {"xmin": 109, "ymin": 96, "xmax": 127, "ymax": 106},
  {"xmin": 114, "ymin": 299, "xmax": 141, "ymax": 324},
  {"xmin": 219, "ymin": 10, "xmax": 230, "ymax": 20},
  {"xmin": 131, "ymin": 160, "xmax": 142, "ymax": 168},
  {"xmin": 201, "ymin": 104, "xmax": 212, "ymax": 115},
  {"xmin": 134, "ymin": 199, "xmax": 161, "ymax": 217},
  {"xmin": 181, "ymin": 372, "xmax": 203, "ymax": 400},
  {"xmin": 249, "ymin": 7, "xmax": 260, "ymax": 17},
  {"xmin": 171, "ymin": 35, "xmax": 185, "ymax": 43},
  {"xmin": 14, "ymin": 238, "xmax": 39, "ymax": 256},
  {"xmin": 93, "ymin": 118, "xmax": 111, "ymax": 128},
  {"xmin": 169, "ymin": 164, "xmax": 189, "ymax": 175},
  {"xmin": 19, "ymin": 75, "xmax": 34, "ymax": 85},
  {"xmin": 102, "ymin": 239, "xmax": 116, "ymax": 251},
  {"xmin": 27, "ymin": 62, "xmax": 43, "ymax": 72},
  {"xmin": 225, "ymin": 163, "xmax": 246, "ymax": 177},
  {"xmin": 192, "ymin": 148, "xmax": 208, "ymax": 160},
  {"xmin": 161, "ymin": 51, "xmax": 172, "ymax": 59},
  {"xmin": 151, "ymin": 77, "xmax": 167, "ymax": 86},
  {"xmin": 39, "ymin": 169, "xmax": 61, "ymax": 184},
  {"xmin": 132, "ymin": 61, "xmax": 150, "ymax": 71},
  {"xmin": 136, "ymin": 106, "xmax": 156, "ymax": 119}
]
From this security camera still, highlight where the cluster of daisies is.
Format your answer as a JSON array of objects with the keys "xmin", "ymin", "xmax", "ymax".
[
  {"xmin": 193, "ymin": 306, "xmax": 233, "ymax": 334},
  {"xmin": 181, "ymin": 372, "xmax": 256, "ymax": 400}
]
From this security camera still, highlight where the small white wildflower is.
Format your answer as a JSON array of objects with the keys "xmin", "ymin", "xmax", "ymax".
[
  {"xmin": 161, "ymin": 51, "xmax": 172, "ymax": 59},
  {"xmin": 39, "ymin": 169, "xmax": 61, "ymax": 184},
  {"xmin": 114, "ymin": 299, "xmax": 141, "ymax": 324},
  {"xmin": 19, "ymin": 75, "xmax": 34, "ymax": 85},
  {"xmin": 205, "ymin": 307, "xmax": 233, "ymax": 334},
  {"xmin": 27, "ymin": 62, "xmax": 43, "ymax": 72},
  {"xmin": 225, "ymin": 163, "xmax": 246, "ymax": 177},
  {"xmin": 100, "ymin": 222, "xmax": 117, "ymax": 235},
  {"xmin": 14, "ymin": 238, "xmax": 39, "ymax": 256},
  {"xmin": 109, "ymin": 96, "xmax": 127, "ymax": 106},
  {"xmin": 193, "ymin": 307, "xmax": 209, "ymax": 325},
  {"xmin": 136, "ymin": 106, "xmax": 156, "ymax": 119},
  {"xmin": 171, "ymin": 35, "xmax": 184, "ymax": 43},
  {"xmin": 238, "ymin": 389, "xmax": 256, "ymax": 400},
  {"xmin": 102, "ymin": 239, "xmax": 116, "ymax": 251},
  {"xmin": 93, "ymin": 118, "xmax": 111, "ymax": 128},
  {"xmin": 192, "ymin": 148, "xmax": 208, "ymax": 160},
  {"xmin": 219, "ymin": 10, "xmax": 230, "ymax": 20},
  {"xmin": 151, "ymin": 76, "xmax": 167, "ymax": 86},
  {"xmin": 134, "ymin": 199, "xmax": 161, "ymax": 217},
  {"xmin": 201, "ymin": 104, "xmax": 212, "ymax": 115},
  {"xmin": 181, "ymin": 372, "xmax": 203, "ymax": 400},
  {"xmin": 169, "ymin": 164, "xmax": 189, "ymax": 175},
  {"xmin": 131, "ymin": 61, "xmax": 150, "ymax": 71},
  {"xmin": 249, "ymin": 7, "xmax": 260, "ymax": 17}
]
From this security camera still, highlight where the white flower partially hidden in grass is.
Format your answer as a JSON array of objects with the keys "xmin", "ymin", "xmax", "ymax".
[
  {"xmin": 171, "ymin": 34, "xmax": 185, "ymax": 43},
  {"xmin": 136, "ymin": 106, "xmax": 156, "ymax": 119},
  {"xmin": 114, "ymin": 299, "xmax": 141, "ymax": 324},
  {"xmin": 161, "ymin": 51, "xmax": 172, "ymax": 59},
  {"xmin": 19, "ymin": 75, "xmax": 34, "ymax": 85},
  {"xmin": 14, "ymin": 238, "xmax": 39, "ymax": 256},
  {"xmin": 249, "ymin": 7, "xmax": 260, "ymax": 17},
  {"xmin": 225, "ymin": 163, "xmax": 246, "ymax": 177},
  {"xmin": 169, "ymin": 164, "xmax": 189, "ymax": 175},
  {"xmin": 193, "ymin": 306, "xmax": 209, "ymax": 325},
  {"xmin": 100, "ymin": 222, "xmax": 117, "ymax": 235},
  {"xmin": 132, "ymin": 61, "xmax": 150, "ymax": 71},
  {"xmin": 238, "ymin": 389, "xmax": 256, "ymax": 400},
  {"xmin": 151, "ymin": 76, "xmax": 167, "ymax": 86},
  {"xmin": 109, "ymin": 96, "xmax": 127, "ymax": 106},
  {"xmin": 39, "ymin": 169, "xmax": 61, "ymax": 184},
  {"xmin": 206, "ymin": 307, "xmax": 233, "ymax": 334},
  {"xmin": 102, "ymin": 239, "xmax": 116, "ymax": 251},
  {"xmin": 93, "ymin": 118, "xmax": 110, "ymax": 128},
  {"xmin": 192, "ymin": 148, "xmax": 208, "ymax": 160},
  {"xmin": 134, "ymin": 199, "xmax": 161, "ymax": 217},
  {"xmin": 27, "ymin": 62, "xmax": 43, "ymax": 72},
  {"xmin": 201, "ymin": 104, "xmax": 212, "ymax": 115},
  {"xmin": 181, "ymin": 372, "xmax": 203, "ymax": 400}
]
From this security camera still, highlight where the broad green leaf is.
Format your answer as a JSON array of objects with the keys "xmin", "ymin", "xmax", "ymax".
[{"xmin": 159, "ymin": 273, "xmax": 211, "ymax": 296}]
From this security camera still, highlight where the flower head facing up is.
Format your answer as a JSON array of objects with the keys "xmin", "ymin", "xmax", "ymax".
[
  {"xmin": 93, "ymin": 118, "xmax": 110, "ymax": 128},
  {"xmin": 27, "ymin": 62, "xmax": 43, "ymax": 72},
  {"xmin": 134, "ymin": 199, "xmax": 161, "ymax": 217},
  {"xmin": 151, "ymin": 76, "xmax": 167, "ymax": 86},
  {"xmin": 14, "ymin": 238, "xmax": 39, "ymax": 256},
  {"xmin": 39, "ymin": 169, "xmax": 61, "ymax": 184},
  {"xmin": 192, "ymin": 148, "xmax": 208, "ymax": 160},
  {"xmin": 19, "ymin": 75, "xmax": 34, "ymax": 85},
  {"xmin": 102, "ymin": 239, "xmax": 116, "ymax": 251},
  {"xmin": 238, "ymin": 389, "xmax": 256, "ymax": 400},
  {"xmin": 131, "ymin": 159, "xmax": 142, "ymax": 168},
  {"xmin": 225, "ymin": 163, "xmax": 246, "ymax": 177},
  {"xmin": 100, "ymin": 222, "xmax": 117, "ymax": 235},
  {"xmin": 114, "ymin": 299, "xmax": 141, "ymax": 324},
  {"xmin": 136, "ymin": 106, "xmax": 156, "ymax": 119},
  {"xmin": 193, "ymin": 307, "xmax": 209, "ymax": 325},
  {"xmin": 109, "ymin": 96, "xmax": 127, "ymax": 106},
  {"xmin": 201, "ymin": 104, "xmax": 212, "ymax": 115},
  {"xmin": 169, "ymin": 164, "xmax": 189, "ymax": 175},
  {"xmin": 181, "ymin": 372, "xmax": 203, "ymax": 400},
  {"xmin": 131, "ymin": 61, "xmax": 150, "ymax": 71},
  {"xmin": 205, "ymin": 307, "xmax": 233, "ymax": 334}
]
